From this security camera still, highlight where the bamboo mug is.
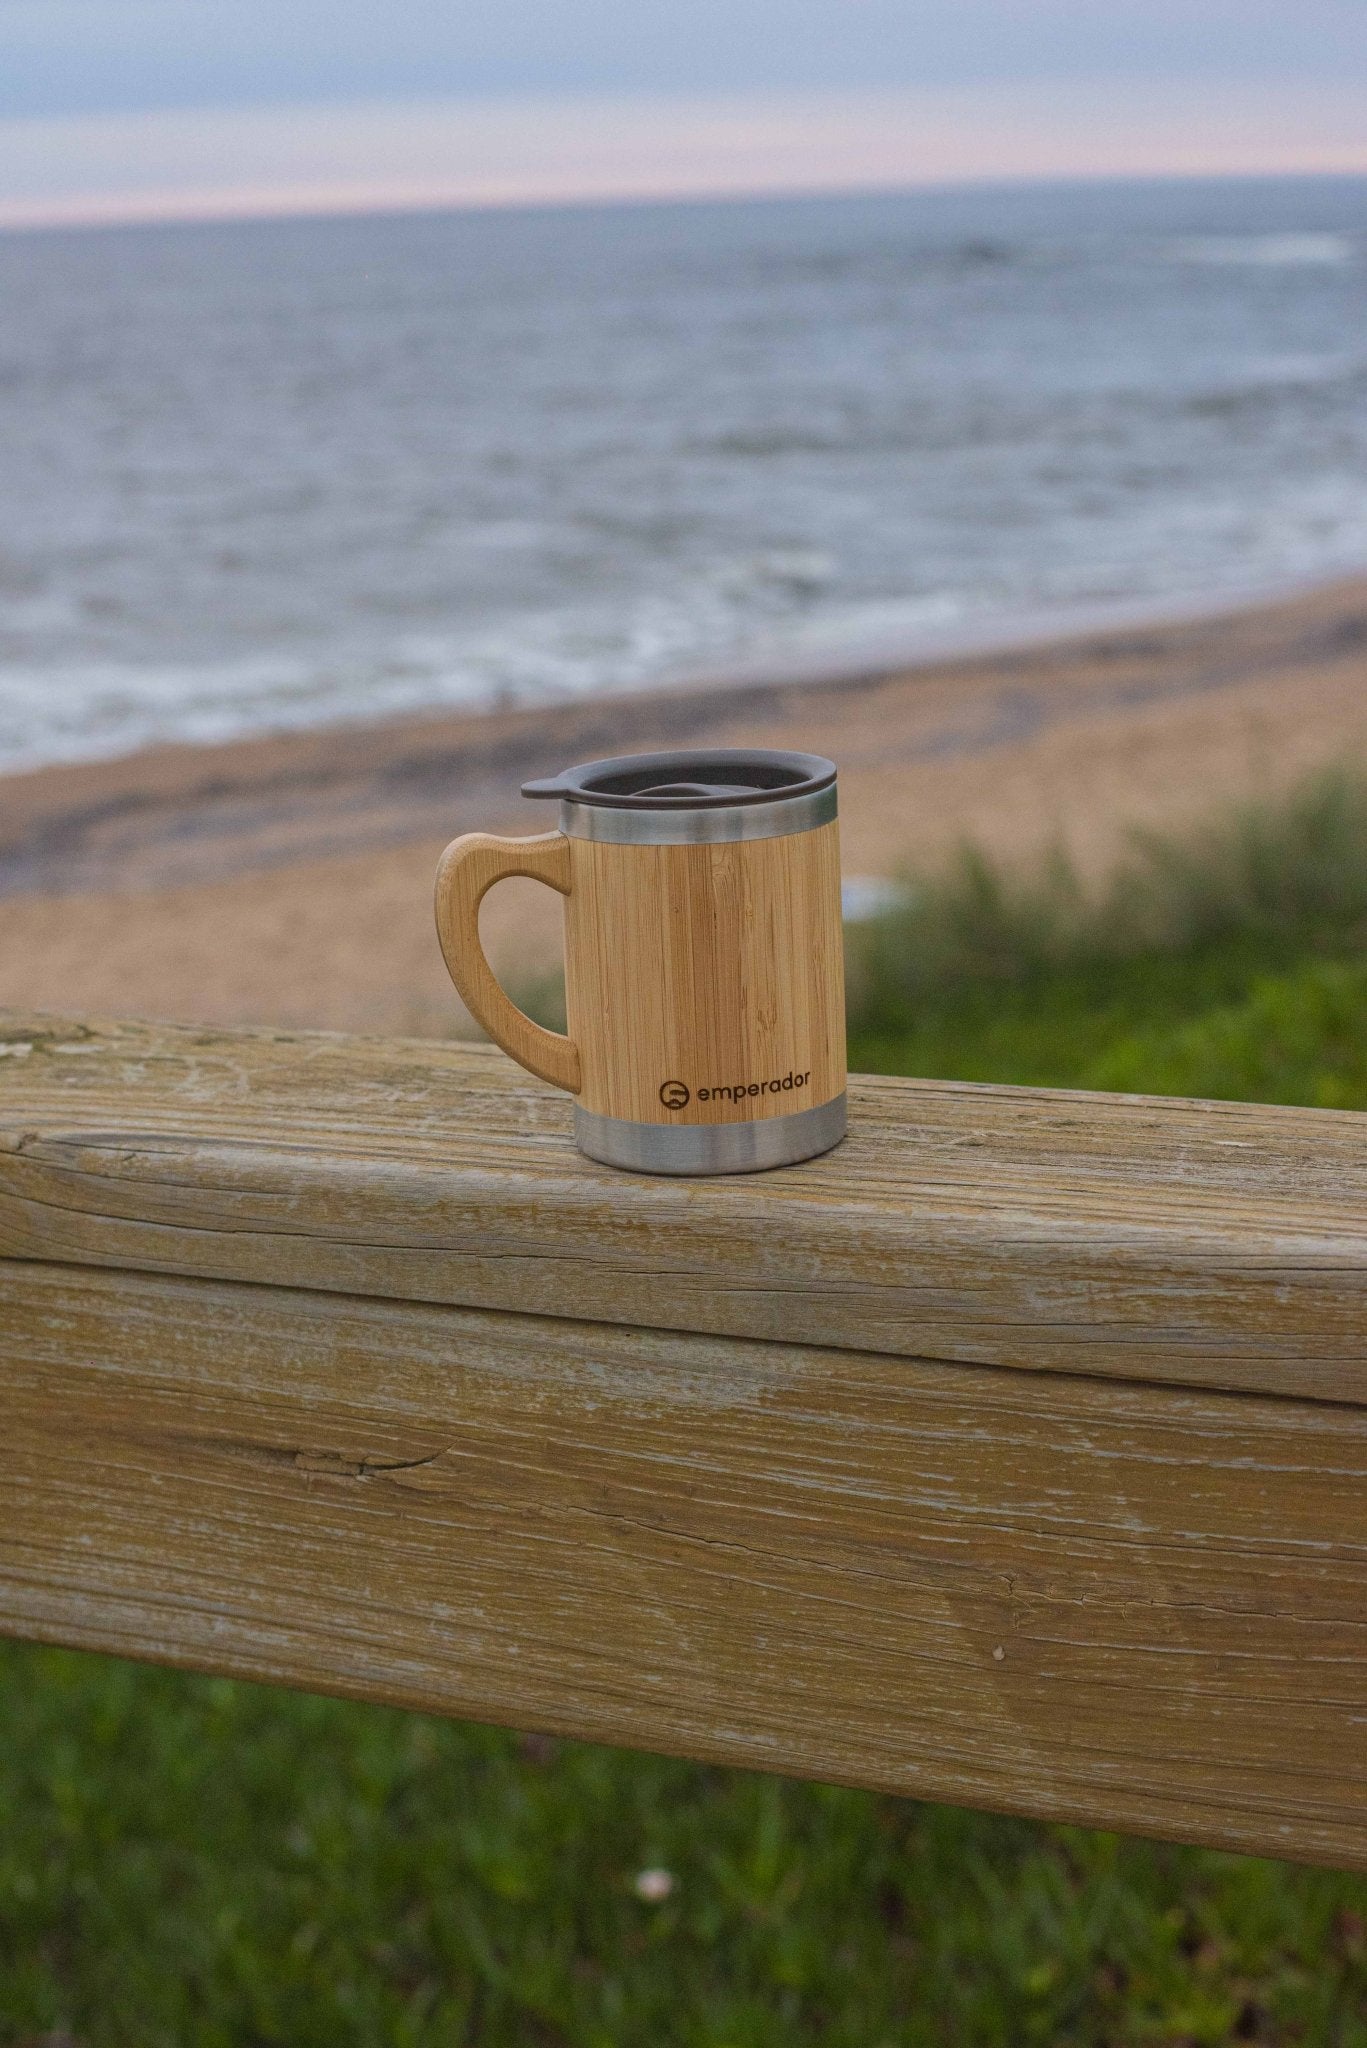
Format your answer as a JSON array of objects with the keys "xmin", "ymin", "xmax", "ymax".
[{"xmin": 434, "ymin": 748, "xmax": 847, "ymax": 1173}]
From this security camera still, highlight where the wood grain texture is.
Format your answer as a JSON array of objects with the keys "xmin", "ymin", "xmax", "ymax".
[
  {"xmin": 2, "ymin": 1258, "xmax": 1363, "ymax": 1868},
  {"xmin": 564, "ymin": 822, "xmax": 845, "ymax": 1124},
  {"xmin": 434, "ymin": 829, "xmax": 580, "ymax": 1091},
  {"xmin": 1, "ymin": 1012, "xmax": 1365, "ymax": 1404},
  {"xmin": 434, "ymin": 819, "xmax": 845, "ymax": 1124}
]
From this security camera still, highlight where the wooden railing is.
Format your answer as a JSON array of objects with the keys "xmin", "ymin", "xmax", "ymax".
[{"xmin": 1, "ymin": 1012, "xmax": 1364, "ymax": 1870}]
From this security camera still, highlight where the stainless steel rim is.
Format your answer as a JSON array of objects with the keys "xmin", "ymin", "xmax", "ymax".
[
  {"xmin": 561, "ymin": 783, "xmax": 837, "ymax": 845},
  {"xmin": 574, "ymin": 1094, "xmax": 847, "ymax": 1175}
]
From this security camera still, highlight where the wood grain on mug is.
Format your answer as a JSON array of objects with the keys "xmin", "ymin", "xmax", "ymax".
[
  {"xmin": 435, "ymin": 819, "xmax": 846, "ymax": 1125},
  {"xmin": 564, "ymin": 822, "xmax": 845, "ymax": 1125}
]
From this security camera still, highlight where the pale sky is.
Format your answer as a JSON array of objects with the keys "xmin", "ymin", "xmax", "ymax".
[{"xmin": 2, "ymin": 1, "xmax": 1365, "ymax": 228}]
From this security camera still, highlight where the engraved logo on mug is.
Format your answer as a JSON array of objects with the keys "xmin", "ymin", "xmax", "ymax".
[{"xmin": 659, "ymin": 1070, "xmax": 811, "ymax": 1111}]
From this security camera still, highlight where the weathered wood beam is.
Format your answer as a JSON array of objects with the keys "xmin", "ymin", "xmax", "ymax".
[
  {"xmin": 1, "ymin": 1014, "xmax": 1364, "ymax": 1404},
  {"xmin": 4, "ymin": 1259, "xmax": 1363, "ymax": 1869},
  {"xmin": 1, "ymin": 1011, "xmax": 1365, "ymax": 1867}
]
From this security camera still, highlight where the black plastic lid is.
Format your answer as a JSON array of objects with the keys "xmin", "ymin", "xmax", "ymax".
[{"xmin": 522, "ymin": 747, "xmax": 836, "ymax": 811}]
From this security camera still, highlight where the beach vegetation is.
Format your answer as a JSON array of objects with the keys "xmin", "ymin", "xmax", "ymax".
[{"xmin": 848, "ymin": 766, "xmax": 1367, "ymax": 1102}]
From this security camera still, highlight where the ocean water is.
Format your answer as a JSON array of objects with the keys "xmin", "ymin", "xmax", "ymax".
[{"xmin": 0, "ymin": 174, "xmax": 1364, "ymax": 772}]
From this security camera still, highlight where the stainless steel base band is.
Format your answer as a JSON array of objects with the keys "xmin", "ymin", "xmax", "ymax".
[
  {"xmin": 574, "ymin": 1093, "xmax": 847, "ymax": 1176},
  {"xmin": 560, "ymin": 782, "xmax": 837, "ymax": 845}
]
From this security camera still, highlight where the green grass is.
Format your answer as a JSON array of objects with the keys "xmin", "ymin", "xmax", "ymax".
[
  {"xmin": 3, "ymin": 770, "xmax": 1366, "ymax": 2045},
  {"xmin": 1087, "ymin": 958, "xmax": 1367, "ymax": 1108},
  {"xmin": 2, "ymin": 1652, "xmax": 1364, "ymax": 2047},
  {"xmin": 847, "ymin": 768, "xmax": 1367, "ymax": 1099}
]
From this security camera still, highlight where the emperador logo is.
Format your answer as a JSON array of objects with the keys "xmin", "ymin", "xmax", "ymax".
[{"xmin": 659, "ymin": 1071, "xmax": 811, "ymax": 1111}]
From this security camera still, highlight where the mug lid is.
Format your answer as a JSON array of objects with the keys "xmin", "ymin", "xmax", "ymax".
[{"xmin": 522, "ymin": 747, "xmax": 836, "ymax": 811}]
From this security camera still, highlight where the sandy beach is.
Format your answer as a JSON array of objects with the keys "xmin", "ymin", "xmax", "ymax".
[{"xmin": 1, "ymin": 573, "xmax": 1365, "ymax": 1037}]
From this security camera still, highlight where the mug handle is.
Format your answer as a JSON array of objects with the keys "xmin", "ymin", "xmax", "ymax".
[{"xmin": 434, "ymin": 831, "xmax": 582, "ymax": 1093}]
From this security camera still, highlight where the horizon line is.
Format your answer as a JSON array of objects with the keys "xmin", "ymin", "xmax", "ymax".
[
  {"xmin": 2, "ymin": 82, "xmax": 1365, "ymax": 236},
  {"xmin": 6, "ymin": 161, "xmax": 1367, "ymax": 240}
]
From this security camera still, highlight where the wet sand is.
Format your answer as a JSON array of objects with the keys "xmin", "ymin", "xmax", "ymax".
[{"xmin": 1, "ymin": 574, "xmax": 1365, "ymax": 1036}]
